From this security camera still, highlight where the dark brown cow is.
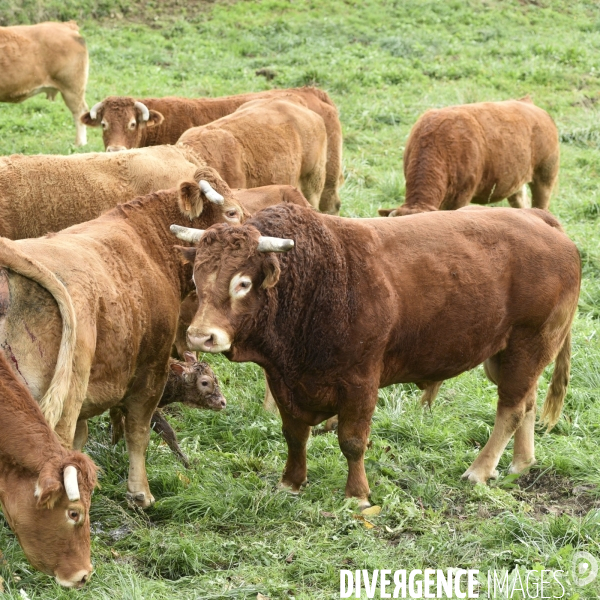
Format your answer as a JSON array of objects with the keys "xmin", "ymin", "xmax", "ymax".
[
  {"xmin": 0, "ymin": 22, "xmax": 89, "ymax": 145},
  {"xmin": 0, "ymin": 168, "xmax": 240, "ymax": 508},
  {"xmin": 378, "ymin": 98, "xmax": 559, "ymax": 217},
  {"xmin": 81, "ymin": 87, "xmax": 343, "ymax": 214},
  {"xmin": 0, "ymin": 352, "xmax": 97, "ymax": 586},
  {"xmin": 173, "ymin": 205, "xmax": 580, "ymax": 507},
  {"xmin": 110, "ymin": 352, "xmax": 226, "ymax": 467}
]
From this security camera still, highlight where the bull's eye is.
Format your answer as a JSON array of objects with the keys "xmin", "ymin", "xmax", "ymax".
[
  {"xmin": 101, "ymin": 121, "xmax": 108, "ymax": 130},
  {"xmin": 128, "ymin": 120, "xmax": 136, "ymax": 130},
  {"xmin": 67, "ymin": 509, "xmax": 81, "ymax": 523},
  {"xmin": 229, "ymin": 274, "xmax": 252, "ymax": 299}
]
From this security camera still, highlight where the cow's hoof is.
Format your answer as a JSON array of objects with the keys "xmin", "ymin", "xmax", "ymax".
[
  {"xmin": 358, "ymin": 498, "xmax": 371, "ymax": 511},
  {"xmin": 508, "ymin": 459, "xmax": 536, "ymax": 475},
  {"xmin": 461, "ymin": 468, "xmax": 497, "ymax": 484},
  {"xmin": 126, "ymin": 491, "xmax": 155, "ymax": 508}
]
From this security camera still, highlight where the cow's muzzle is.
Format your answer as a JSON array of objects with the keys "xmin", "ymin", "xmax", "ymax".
[
  {"xmin": 106, "ymin": 145, "xmax": 127, "ymax": 152},
  {"xmin": 55, "ymin": 566, "xmax": 93, "ymax": 588}
]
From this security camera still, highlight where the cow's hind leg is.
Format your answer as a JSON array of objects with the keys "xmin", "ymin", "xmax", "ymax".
[
  {"xmin": 530, "ymin": 152, "xmax": 559, "ymax": 210},
  {"xmin": 278, "ymin": 410, "xmax": 311, "ymax": 493},
  {"xmin": 507, "ymin": 185, "xmax": 530, "ymax": 209},
  {"xmin": 509, "ymin": 397, "xmax": 537, "ymax": 474}
]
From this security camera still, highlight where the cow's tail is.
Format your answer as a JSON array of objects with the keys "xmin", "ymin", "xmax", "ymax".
[
  {"xmin": 0, "ymin": 238, "xmax": 76, "ymax": 429},
  {"xmin": 540, "ymin": 330, "xmax": 571, "ymax": 431}
]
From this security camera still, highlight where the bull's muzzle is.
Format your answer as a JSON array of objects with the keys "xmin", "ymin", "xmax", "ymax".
[
  {"xmin": 106, "ymin": 145, "xmax": 127, "ymax": 152},
  {"xmin": 187, "ymin": 327, "xmax": 231, "ymax": 353}
]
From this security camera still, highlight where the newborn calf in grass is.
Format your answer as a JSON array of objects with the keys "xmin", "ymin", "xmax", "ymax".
[{"xmin": 111, "ymin": 352, "xmax": 225, "ymax": 467}]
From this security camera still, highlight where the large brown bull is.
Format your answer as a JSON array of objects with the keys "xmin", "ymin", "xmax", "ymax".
[
  {"xmin": 173, "ymin": 205, "xmax": 580, "ymax": 507},
  {"xmin": 0, "ymin": 168, "xmax": 239, "ymax": 508},
  {"xmin": 81, "ymin": 87, "xmax": 343, "ymax": 214},
  {"xmin": 0, "ymin": 22, "xmax": 89, "ymax": 146},
  {"xmin": 378, "ymin": 98, "xmax": 559, "ymax": 217},
  {"xmin": 0, "ymin": 338, "xmax": 97, "ymax": 586}
]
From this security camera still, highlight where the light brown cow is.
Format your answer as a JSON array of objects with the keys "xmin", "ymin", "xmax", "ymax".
[
  {"xmin": 173, "ymin": 205, "xmax": 580, "ymax": 508},
  {"xmin": 0, "ymin": 289, "xmax": 97, "ymax": 586},
  {"xmin": 378, "ymin": 98, "xmax": 559, "ymax": 217},
  {"xmin": 0, "ymin": 168, "xmax": 239, "ymax": 508},
  {"xmin": 81, "ymin": 87, "xmax": 344, "ymax": 214},
  {"xmin": 0, "ymin": 22, "xmax": 89, "ymax": 146},
  {"xmin": 177, "ymin": 97, "xmax": 327, "ymax": 209}
]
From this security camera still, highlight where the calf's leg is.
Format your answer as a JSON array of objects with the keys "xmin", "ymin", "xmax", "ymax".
[{"xmin": 151, "ymin": 411, "xmax": 190, "ymax": 468}]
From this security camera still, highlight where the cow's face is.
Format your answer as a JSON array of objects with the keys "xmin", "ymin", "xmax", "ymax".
[
  {"xmin": 0, "ymin": 455, "xmax": 97, "ymax": 588},
  {"xmin": 172, "ymin": 225, "xmax": 293, "ymax": 354},
  {"xmin": 80, "ymin": 97, "xmax": 164, "ymax": 151}
]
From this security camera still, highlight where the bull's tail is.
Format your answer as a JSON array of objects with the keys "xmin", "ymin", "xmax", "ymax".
[
  {"xmin": 0, "ymin": 238, "xmax": 77, "ymax": 429},
  {"xmin": 540, "ymin": 330, "xmax": 571, "ymax": 431}
]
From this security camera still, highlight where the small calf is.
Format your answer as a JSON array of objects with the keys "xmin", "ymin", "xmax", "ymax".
[{"xmin": 111, "ymin": 353, "xmax": 225, "ymax": 467}]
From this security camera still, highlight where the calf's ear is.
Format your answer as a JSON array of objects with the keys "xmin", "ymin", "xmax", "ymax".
[
  {"xmin": 183, "ymin": 351, "xmax": 197, "ymax": 364},
  {"xmin": 80, "ymin": 112, "xmax": 100, "ymax": 127},
  {"xmin": 261, "ymin": 255, "xmax": 281, "ymax": 289},
  {"xmin": 174, "ymin": 246, "xmax": 198, "ymax": 265},
  {"xmin": 178, "ymin": 181, "xmax": 204, "ymax": 219},
  {"xmin": 378, "ymin": 208, "xmax": 394, "ymax": 217},
  {"xmin": 146, "ymin": 110, "xmax": 164, "ymax": 128},
  {"xmin": 170, "ymin": 362, "xmax": 186, "ymax": 375}
]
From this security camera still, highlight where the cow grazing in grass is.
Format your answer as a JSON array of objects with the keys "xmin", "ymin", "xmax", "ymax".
[
  {"xmin": 173, "ymin": 205, "xmax": 580, "ymax": 507},
  {"xmin": 378, "ymin": 98, "xmax": 559, "ymax": 217},
  {"xmin": 0, "ymin": 145, "xmax": 201, "ymax": 239},
  {"xmin": 0, "ymin": 22, "xmax": 89, "ymax": 146},
  {"xmin": 81, "ymin": 87, "xmax": 343, "ymax": 214},
  {"xmin": 110, "ymin": 353, "xmax": 226, "ymax": 467},
  {"xmin": 0, "ymin": 349, "xmax": 97, "ymax": 587},
  {"xmin": 0, "ymin": 168, "xmax": 240, "ymax": 508},
  {"xmin": 177, "ymin": 97, "xmax": 327, "ymax": 210}
]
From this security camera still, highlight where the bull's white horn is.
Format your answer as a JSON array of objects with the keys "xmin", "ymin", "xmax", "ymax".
[
  {"xmin": 199, "ymin": 180, "xmax": 224, "ymax": 205},
  {"xmin": 89, "ymin": 101, "xmax": 104, "ymax": 120},
  {"xmin": 257, "ymin": 236, "xmax": 295, "ymax": 252},
  {"xmin": 134, "ymin": 101, "xmax": 150, "ymax": 121},
  {"xmin": 63, "ymin": 465, "xmax": 80, "ymax": 502},
  {"xmin": 170, "ymin": 224, "xmax": 206, "ymax": 243}
]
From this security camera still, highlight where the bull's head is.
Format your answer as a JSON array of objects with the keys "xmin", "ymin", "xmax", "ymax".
[
  {"xmin": 0, "ymin": 452, "xmax": 97, "ymax": 588},
  {"xmin": 80, "ymin": 97, "xmax": 164, "ymax": 151},
  {"xmin": 169, "ymin": 223, "xmax": 293, "ymax": 354}
]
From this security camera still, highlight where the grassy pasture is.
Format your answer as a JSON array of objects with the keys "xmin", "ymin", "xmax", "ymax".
[{"xmin": 1, "ymin": 0, "xmax": 600, "ymax": 598}]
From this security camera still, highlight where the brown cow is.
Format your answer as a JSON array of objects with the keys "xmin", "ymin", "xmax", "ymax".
[
  {"xmin": 173, "ymin": 205, "xmax": 580, "ymax": 508},
  {"xmin": 0, "ymin": 22, "xmax": 89, "ymax": 146},
  {"xmin": 0, "ymin": 168, "xmax": 240, "ymax": 508},
  {"xmin": 378, "ymin": 98, "xmax": 559, "ymax": 217},
  {"xmin": 110, "ymin": 352, "xmax": 226, "ymax": 467},
  {"xmin": 177, "ymin": 97, "xmax": 327, "ymax": 209},
  {"xmin": 81, "ymin": 87, "xmax": 343, "ymax": 214},
  {"xmin": 0, "ymin": 352, "xmax": 97, "ymax": 587}
]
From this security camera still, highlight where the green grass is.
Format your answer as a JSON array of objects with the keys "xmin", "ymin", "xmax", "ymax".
[{"xmin": 1, "ymin": 0, "xmax": 600, "ymax": 598}]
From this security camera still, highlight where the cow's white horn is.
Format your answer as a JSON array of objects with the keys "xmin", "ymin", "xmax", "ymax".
[
  {"xmin": 199, "ymin": 180, "xmax": 224, "ymax": 205},
  {"xmin": 89, "ymin": 101, "xmax": 104, "ymax": 120},
  {"xmin": 134, "ymin": 101, "xmax": 150, "ymax": 121},
  {"xmin": 257, "ymin": 236, "xmax": 295, "ymax": 252},
  {"xmin": 170, "ymin": 224, "xmax": 206, "ymax": 243},
  {"xmin": 63, "ymin": 465, "xmax": 80, "ymax": 502}
]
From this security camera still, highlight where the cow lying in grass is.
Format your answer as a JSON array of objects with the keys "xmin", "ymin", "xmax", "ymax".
[
  {"xmin": 0, "ymin": 168, "xmax": 238, "ymax": 508},
  {"xmin": 172, "ymin": 205, "xmax": 580, "ymax": 508},
  {"xmin": 0, "ymin": 351, "xmax": 97, "ymax": 587},
  {"xmin": 81, "ymin": 87, "xmax": 343, "ymax": 214},
  {"xmin": 110, "ymin": 353, "xmax": 226, "ymax": 467},
  {"xmin": 0, "ymin": 22, "xmax": 89, "ymax": 145},
  {"xmin": 378, "ymin": 97, "xmax": 559, "ymax": 217}
]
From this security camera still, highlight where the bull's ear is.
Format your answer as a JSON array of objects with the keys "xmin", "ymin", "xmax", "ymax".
[
  {"xmin": 170, "ymin": 362, "xmax": 186, "ymax": 375},
  {"xmin": 80, "ymin": 112, "xmax": 100, "ymax": 127},
  {"xmin": 35, "ymin": 474, "xmax": 63, "ymax": 509},
  {"xmin": 178, "ymin": 181, "xmax": 204, "ymax": 219},
  {"xmin": 261, "ymin": 255, "xmax": 281, "ymax": 289},
  {"xmin": 174, "ymin": 245, "xmax": 198, "ymax": 265},
  {"xmin": 378, "ymin": 208, "xmax": 394, "ymax": 217},
  {"xmin": 146, "ymin": 110, "xmax": 164, "ymax": 128}
]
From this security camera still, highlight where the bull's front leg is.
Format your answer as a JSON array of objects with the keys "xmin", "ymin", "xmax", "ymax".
[
  {"xmin": 278, "ymin": 410, "xmax": 311, "ymax": 493},
  {"xmin": 337, "ymin": 386, "xmax": 377, "ymax": 510}
]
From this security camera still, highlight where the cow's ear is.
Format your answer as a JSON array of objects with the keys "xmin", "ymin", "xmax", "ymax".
[
  {"xmin": 80, "ymin": 112, "xmax": 100, "ymax": 127},
  {"xmin": 170, "ymin": 362, "xmax": 186, "ymax": 375},
  {"xmin": 174, "ymin": 245, "xmax": 198, "ymax": 265},
  {"xmin": 178, "ymin": 181, "xmax": 204, "ymax": 219},
  {"xmin": 146, "ymin": 110, "xmax": 164, "ymax": 128},
  {"xmin": 35, "ymin": 474, "xmax": 63, "ymax": 509},
  {"xmin": 378, "ymin": 208, "xmax": 394, "ymax": 217},
  {"xmin": 261, "ymin": 255, "xmax": 281, "ymax": 289}
]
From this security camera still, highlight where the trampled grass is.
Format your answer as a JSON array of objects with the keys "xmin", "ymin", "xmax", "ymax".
[{"xmin": 1, "ymin": 0, "xmax": 600, "ymax": 598}]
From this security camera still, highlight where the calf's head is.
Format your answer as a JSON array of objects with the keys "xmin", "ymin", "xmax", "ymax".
[
  {"xmin": 170, "ymin": 224, "xmax": 294, "ymax": 354},
  {"xmin": 167, "ymin": 352, "xmax": 226, "ymax": 410},
  {"xmin": 0, "ymin": 452, "xmax": 97, "ymax": 588},
  {"xmin": 80, "ymin": 97, "xmax": 164, "ymax": 151}
]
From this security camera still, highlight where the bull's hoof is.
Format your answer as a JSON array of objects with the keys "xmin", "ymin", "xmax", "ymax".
[
  {"xmin": 276, "ymin": 480, "xmax": 305, "ymax": 494},
  {"xmin": 461, "ymin": 468, "xmax": 498, "ymax": 484},
  {"xmin": 126, "ymin": 491, "xmax": 155, "ymax": 508}
]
